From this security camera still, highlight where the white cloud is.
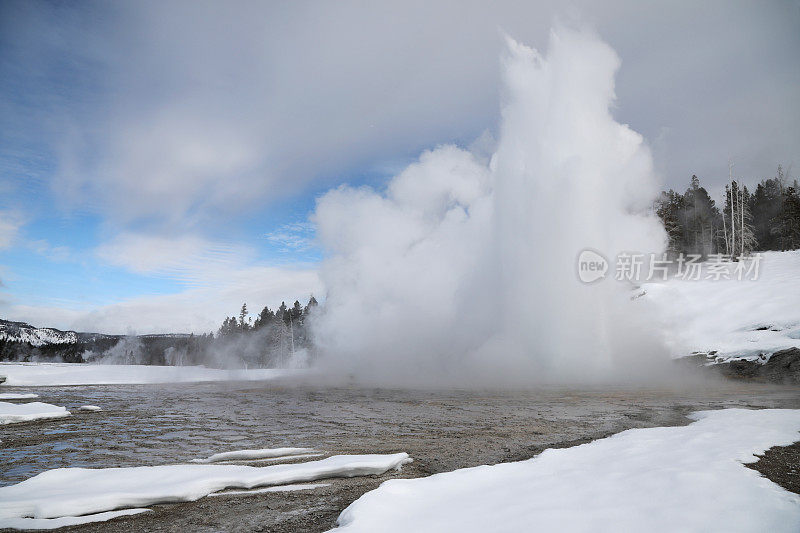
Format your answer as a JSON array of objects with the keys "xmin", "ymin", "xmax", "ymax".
[
  {"xmin": 94, "ymin": 233, "xmax": 240, "ymax": 277},
  {"xmin": 27, "ymin": 240, "xmax": 74, "ymax": 263},
  {"xmin": 0, "ymin": 232, "xmax": 323, "ymax": 333},
  {"xmin": 0, "ymin": 211, "xmax": 22, "ymax": 250},
  {"xmin": 2, "ymin": 264, "xmax": 321, "ymax": 334},
  {"xmin": 265, "ymin": 222, "xmax": 315, "ymax": 253},
  {"xmin": 8, "ymin": 0, "xmax": 790, "ymax": 229}
]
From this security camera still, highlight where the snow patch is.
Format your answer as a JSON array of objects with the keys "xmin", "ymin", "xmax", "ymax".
[
  {"xmin": 0, "ymin": 393, "xmax": 38, "ymax": 400},
  {"xmin": 191, "ymin": 447, "xmax": 315, "ymax": 464},
  {"xmin": 232, "ymin": 453, "xmax": 325, "ymax": 464},
  {"xmin": 0, "ymin": 402, "xmax": 70, "ymax": 425},
  {"xmin": 0, "ymin": 509, "xmax": 150, "ymax": 530},
  {"xmin": 0, "ymin": 453, "xmax": 411, "ymax": 523},
  {"xmin": 333, "ymin": 409, "xmax": 800, "ymax": 533}
]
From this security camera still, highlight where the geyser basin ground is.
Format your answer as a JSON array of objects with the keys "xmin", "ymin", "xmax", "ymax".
[{"xmin": 1, "ymin": 381, "xmax": 799, "ymax": 532}]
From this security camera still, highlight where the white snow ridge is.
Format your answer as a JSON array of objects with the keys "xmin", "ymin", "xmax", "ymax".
[
  {"xmin": 192, "ymin": 447, "xmax": 315, "ymax": 463},
  {"xmin": 0, "ymin": 393, "xmax": 39, "ymax": 400},
  {"xmin": 333, "ymin": 409, "xmax": 800, "ymax": 533},
  {"xmin": 0, "ymin": 453, "xmax": 411, "ymax": 529},
  {"xmin": 0, "ymin": 402, "xmax": 70, "ymax": 425},
  {"xmin": 209, "ymin": 483, "xmax": 330, "ymax": 496},
  {"xmin": 0, "ymin": 509, "xmax": 151, "ymax": 531}
]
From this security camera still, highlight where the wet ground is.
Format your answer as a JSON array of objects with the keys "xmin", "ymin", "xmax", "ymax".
[{"xmin": 2, "ymin": 378, "xmax": 799, "ymax": 532}]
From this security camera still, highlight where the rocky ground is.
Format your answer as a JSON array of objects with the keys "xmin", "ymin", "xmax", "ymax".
[{"xmin": 747, "ymin": 441, "xmax": 800, "ymax": 495}]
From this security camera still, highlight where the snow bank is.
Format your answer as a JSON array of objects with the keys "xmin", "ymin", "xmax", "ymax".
[
  {"xmin": 192, "ymin": 447, "xmax": 315, "ymax": 464},
  {"xmin": 0, "ymin": 453, "xmax": 411, "ymax": 523},
  {"xmin": 644, "ymin": 251, "xmax": 800, "ymax": 361},
  {"xmin": 334, "ymin": 409, "xmax": 800, "ymax": 533},
  {"xmin": 0, "ymin": 393, "xmax": 38, "ymax": 400},
  {"xmin": 0, "ymin": 362, "xmax": 300, "ymax": 386},
  {"xmin": 0, "ymin": 509, "xmax": 150, "ymax": 530},
  {"xmin": 0, "ymin": 402, "xmax": 70, "ymax": 425},
  {"xmin": 209, "ymin": 483, "xmax": 329, "ymax": 496}
]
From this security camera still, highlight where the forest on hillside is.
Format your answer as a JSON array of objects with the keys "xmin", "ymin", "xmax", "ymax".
[
  {"xmin": 0, "ymin": 297, "xmax": 319, "ymax": 368},
  {"xmin": 655, "ymin": 166, "xmax": 800, "ymax": 257}
]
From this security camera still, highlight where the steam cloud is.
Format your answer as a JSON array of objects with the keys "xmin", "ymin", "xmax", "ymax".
[{"xmin": 312, "ymin": 28, "xmax": 667, "ymax": 385}]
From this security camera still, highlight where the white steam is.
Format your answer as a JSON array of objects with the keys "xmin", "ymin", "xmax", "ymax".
[{"xmin": 312, "ymin": 28, "xmax": 667, "ymax": 385}]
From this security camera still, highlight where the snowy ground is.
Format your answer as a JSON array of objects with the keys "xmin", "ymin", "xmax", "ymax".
[
  {"xmin": 643, "ymin": 250, "xmax": 800, "ymax": 362},
  {"xmin": 0, "ymin": 453, "xmax": 411, "ymax": 529},
  {"xmin": 0, "ymin": 401, "xmax": 70, "ymax": 425},
  {"xmin": 333, "ymin": 408, "xmax": 800, "ymax": 533},
  {"xmin": 0, "ymin": 393, "xmax": 38, "ymax": 400},
  {"xmin": 0, "ymin": 509, "xmax": 151, "ymax": 531},
  {"xmin": 0, "ymin": 362, "xmax": 301, "ymax": 386}
]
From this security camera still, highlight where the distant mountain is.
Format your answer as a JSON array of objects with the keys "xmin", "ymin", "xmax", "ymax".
[
  {"xmin": 0, "ymin": 319, "xmax": 200, "ymax": 364},
  {"xmin": 0, "ymin": 319, "xmax": 195, "ymax": 346},
  {"xmin": 0, "ymin": 319, "xmax": 81, "ymax": 346}
]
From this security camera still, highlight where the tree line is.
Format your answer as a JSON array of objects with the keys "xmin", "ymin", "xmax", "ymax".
[
  {"xmin": 213, "ymin": 296, "xmax": 319, "ymax": 367},
  {"xmin": 0, "ymin": 296, "xmax": 320, "ymax": 368},
  {"xmin": 655, "ymin": 166, "xmax": 800, "ymax": 257}
]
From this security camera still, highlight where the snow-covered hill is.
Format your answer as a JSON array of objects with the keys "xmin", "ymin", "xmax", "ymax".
[
  {"xmin": 643, "ymin": 250, "xmax": 800, "ymax": 362},
  {"xmin": 0, "ymin": 320, "xmax": 78, "ymax": 346}
]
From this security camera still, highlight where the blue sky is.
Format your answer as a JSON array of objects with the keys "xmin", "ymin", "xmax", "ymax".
[{"xmin": 1, "ymin": 0, "xmax": 798, "ymax": 333}]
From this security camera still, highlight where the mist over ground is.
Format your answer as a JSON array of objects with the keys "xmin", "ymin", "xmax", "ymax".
[{"xmin": 310, "ymin": 27, "xmax": 669, "ymax": 387}]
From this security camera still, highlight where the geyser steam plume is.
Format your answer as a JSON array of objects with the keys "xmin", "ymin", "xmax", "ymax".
[{"xmin": 312, "ymin": 27, "xmax": 667, "ymax": 385}]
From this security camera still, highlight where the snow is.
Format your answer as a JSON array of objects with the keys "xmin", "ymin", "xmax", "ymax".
[
  {"xmin": 237, "ymin": 453, "xmax": 325, "ymax": 464},
  {"xmin": 0, "ymin": 393, "xmax": 38, "ymax": 400},
  {"xmin": 0, "ymin": 453, "xmax": 411, "ymax": 524},
  {"xmin": 209, "ymin": 483, "xmax": 330, "ymax": 496},
  {"xmin": 0, "ymin": 362, "xmax": 300, "ymax": 386},
  {"xmin": 0, "ymin": 402, "xmax": 71, "ymax": 425},
  {"xmin": 192, "ymin": 447, "xmax": 315, "ymax": 464},
  {"xmin": 0, "ymin": 322, "xmax": 77, "ymax": 347},
  {"xmin": 643, "ymin": 251, "xmax": 800, "ymax": 361},
  {"xmin": 333, "ymin": 409, "xmax": 800, "ymax": 533},
  {"xmin": 0, "ymin": 509, "xmax": 150, "ymax": 530},
  {"xmin": 79, "ymin": 405, "xmax": 102, "ymax": 412}
]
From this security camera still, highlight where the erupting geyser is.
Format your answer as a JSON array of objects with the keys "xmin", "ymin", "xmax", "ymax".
[{"xmin": 312, "ymin": 27, "xmax": 667, "ymax": 385}]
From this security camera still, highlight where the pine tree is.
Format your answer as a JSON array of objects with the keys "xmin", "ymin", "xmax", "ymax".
[
  {"xmin": 655, "ymin": 190, "xmax": 684, "ymax": 254},
  {"xmin": 253, "ymin": 306, "xmax": 275, "ymax": 329},
  {"xmin": 277, "ymin": 302, "xmax": 288, "ymax": 326},
  {"xmin": 681, "ymin": 176, "xmax": 720, "ymax": 257},
  {"xmin": 238, "ymin": 303, "xmax": 249, "ymax": 332},
  {"xmin": 304, "ymin": 295, "xmax": 319, "ymax": 315},
  {"xmin": 291, "ymin": 300, "xmax": 303, "ymax": 321},
  {"xmin": 774, "ymin": 186, "xmax": 800, "ymax": 250}
]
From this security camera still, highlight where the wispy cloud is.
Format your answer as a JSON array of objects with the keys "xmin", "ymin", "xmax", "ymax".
[
  {"xmin": 94, "ymin": 233, "xmax": 256, "ymax": 288},
  {"xmin": 0, "ymin": 211, "xmax": 23, "ymax": 250},
  {"xmin": 1, "ymin": 264, "xmax": 322, "ymax": 334},
  {"xmin": 27, "ymin": 240, "xmax": 74, "ymax": 263},
  {"xmin": 265, "ymin": 222, "xmax": 316, "ymax": 253}
]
